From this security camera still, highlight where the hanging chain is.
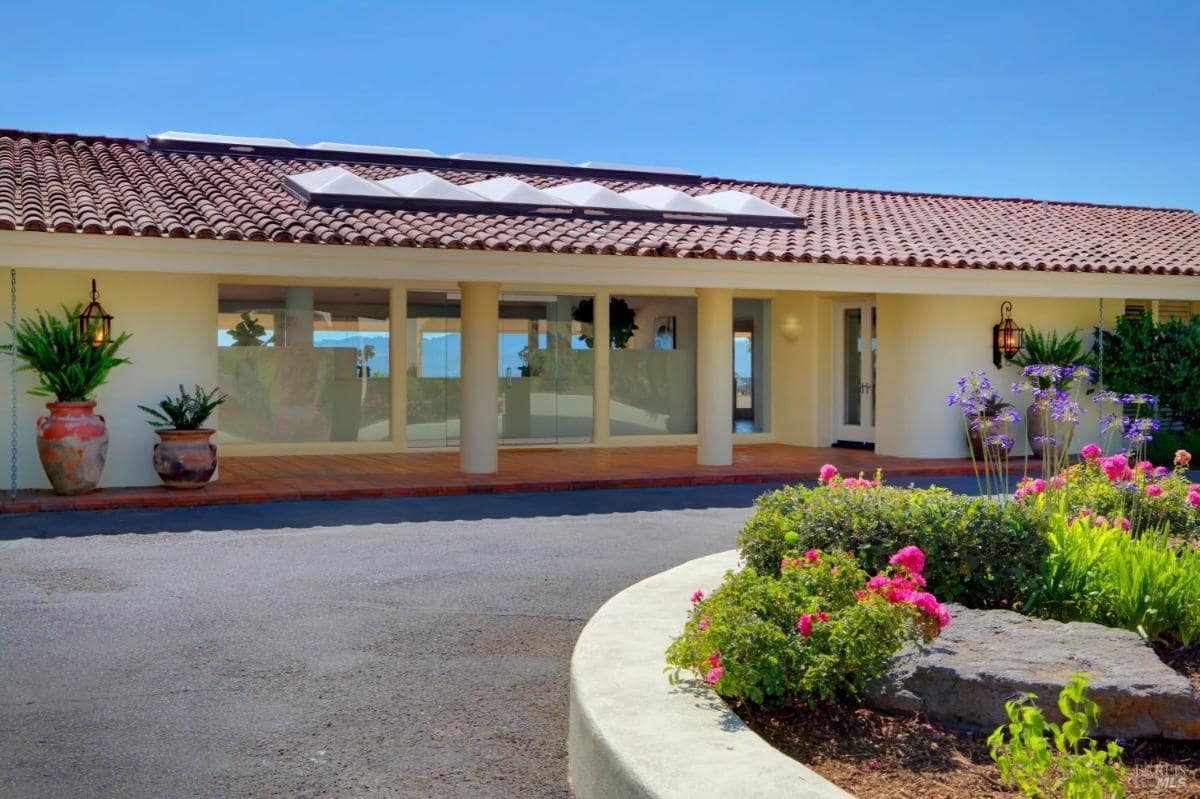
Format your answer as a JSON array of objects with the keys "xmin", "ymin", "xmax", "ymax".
[
  {"xmin": 9, "ymin": 267, "xmax": 17, "ymax": 500},
  {"xmin": 1097, "ymin": 297, "xmax": 1105, "ymax": 391}
]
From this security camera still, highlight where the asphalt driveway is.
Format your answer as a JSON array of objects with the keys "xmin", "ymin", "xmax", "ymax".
[{"xmin": 0, "ymin": 484, "xmax": 781, "ymax": 799}]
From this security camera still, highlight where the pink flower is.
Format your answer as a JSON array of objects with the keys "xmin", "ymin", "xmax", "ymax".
[
  {"xmin": 867, "ymin": 758, "xmax": 880, "ymax": 770},
  {"xmin": 797, "ymin": 614, "xmax": 813, "ymax": 638},
  {"xmin": 866, "ymin": 575, "xmax": 890, "ymax": 592},
  {"xmin": 1119, "ymin": 518, "xmax": 1131, "ymax": 531},
  {"xmin": 1094, "ymin": 515, "xmax": 1109, "ymax": 526},
  {"xmin": 854, "ymin": 590, "xmax": 868, "ymax": 601},
  {"xmin": 1030, "ymin": 478, "xmax": 1047, "ymax": 494},
  {"xmin": 1080, "ymin": 443, "xmax": 1102, "ymax": 461},
  {"xmin": 804, "ymin": 549, "xmax": 821, "ymax": 564},
  {"xmin": 1049, "ymin": 475, "xmax": 1067, "ymax": 490},
  {"xmin": 708, "ymin": 651, "xmax": 721, "ymax": 668},
  {"xmin": 1102, "ymin": 455, "xmax": 1129, "ymax": 482},
  {"xmin": 818, "ymin": 464, "xmax": 838, "ymax": 483},
  {"xmin": 705, "ymin": 666, "xmax": 723, "ymax": 684},
  {"xmin": 1146, "ymin": 484, "xmax": 1163, "ymax": 497},
  {"xmin": 1176, "ymin": 449, "xmax": 1192, "ymax": 468},
  {"xmin": 936, "ymin": 606, "xmax": 951, "ymax": 628},
  {"xmin": 698, "ymin": 617, "xmax": 710, "ymax": 631},
  {"xmin": 889, "ymin": 546, "xmax": 926, "ymax": 575},
  {"xmin": 817, "ymin": 611, "xmax": 830, "ymax": 623},
  {"xmin": 1079, "ymin": 508, "xmax": 1093, "ymax": 517},
  {"xmin": 691, "ymin": 589, "xmax": 704, "ymax": 604},
  {"xmin": 1188, "ymin": 491, "xmax": 1200, "ymax": 508},
  {"xmin": 1135, "ymin": 461, "xmax": 1153, "ymax": 473}
]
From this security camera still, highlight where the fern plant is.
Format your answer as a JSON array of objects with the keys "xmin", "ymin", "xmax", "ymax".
[
  {"xmin": 139, "ymin": 385, "xmax": 227, "ymax": 430},
  {"xmin": 4, "ymin": 304, "xmax": 131, "ymax": 401}
]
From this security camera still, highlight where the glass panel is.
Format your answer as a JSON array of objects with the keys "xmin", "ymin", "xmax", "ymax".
[
  {"xmin": 869, "ymin": 305, "xmax": 877, "ymax": 428},
  {"xmin": 609, "ymin": 296, "xmax": 697, "ymax": 435},
  {"xmin": 498, "ymin": 294, "xmax": 594, "ymax": 444},
  {"xmin": 733, "ymin": 298, "xmax": 771, "ymax": 433},
  {"xmin": 217, "ymin": 285, "xmax": 390, "ymax": 443},
  {"xmin": 405, "ymin": 291, "xmax": 462, "ymax": 447},
  {"xmin": 843, "ymin": 308, "xmax": 862, "ymax": 426}
]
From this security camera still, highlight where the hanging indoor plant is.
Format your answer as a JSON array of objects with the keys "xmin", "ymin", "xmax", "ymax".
[
  {"xmin": 1009, "ymin": 326, "xmax": 1092, "ymax": 458},
  {"xmin": 5, "ymin": 304, "xmax": 131, "ymax": 495},
  {"xmin": 139, "ymin": 385, "xmax": 227, "ymax": 489}
]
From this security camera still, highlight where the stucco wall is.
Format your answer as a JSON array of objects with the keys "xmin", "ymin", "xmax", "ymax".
[
  {"xmin": 3, "ymin": 269, "xmax": 217, "ymax": 489},
  {"xmin": 875, "ymin": 294, "xmax": 1125, "ymax": 458}
]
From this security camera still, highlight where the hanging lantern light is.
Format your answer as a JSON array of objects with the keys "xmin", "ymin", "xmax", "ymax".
[
  {"xmin": 78, "ymin": 279, "xmax": 113, "ymax": 348},
  {"xmin": 992, "ymin": 300, "xmax": 1024, "ymax": 368}
]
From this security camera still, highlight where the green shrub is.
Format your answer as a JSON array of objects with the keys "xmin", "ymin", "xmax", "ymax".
[
  {"xmin": 988, "ymin": 672, "xmax": 1125, "ymax": 799},
  {"xmin": 1147, "ymin": 429, "xmax": 1200, "ymax": 476},
  {"xmin": 1095, "ymin": 313, "xmax": 1200, "ymax": 430},
  {"xmin": 736, "ymin": 475, "xmax": 1046, "ymax": 610},
  {"xmin": 665, "ymin": 548, "xmax": 947, "ymax": 705},
  {"xmin": 1026, "ymin": 513, "xmax": 1200, "ymax": 644}
]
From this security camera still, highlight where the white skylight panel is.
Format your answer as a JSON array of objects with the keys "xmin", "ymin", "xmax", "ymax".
[
  {"xmin": 150, "ymin": 131, "xmax": 297, "ymax": 148},
  {"xmin": 620, "ymin": 186, "xmax": 716, "ymax": 214},
  {"xmin": 377, "ymin": 172, "xmax": 483, "ymax": 202},
  {"xmin": 462, "ymin": 176, "xmax": 567, "ymax": 206},
  {"xmin": 451, "ymin": 152, "xmax": 571, "ymax": 167},
  {"xmin": 542, "ymin": 181, "xmax": 649, "ymax": 210},
  {"xmin": 286, "ymin": 167, "xmax": 395, "ymax": 198},
  {"xmin": 309, "ymin": 142, "xmax": 440, "ymax": 158},
  {"xmin": 576, "ymin": 160, "xmax": 696, "ymax": 177},
  {"xmin": 695, "ymin": 190, "xmax": 795, "ymax": 218}
]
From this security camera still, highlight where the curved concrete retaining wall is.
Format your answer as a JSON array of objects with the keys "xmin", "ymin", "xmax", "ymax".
[{"xmin": 569, "ymin": 550, "xmax": 852, "ymax": 798}]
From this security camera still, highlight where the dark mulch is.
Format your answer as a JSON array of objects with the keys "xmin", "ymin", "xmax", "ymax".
[{"xmin": 733, "ymin": 645, "xmax": 1200, "ymax": 798}]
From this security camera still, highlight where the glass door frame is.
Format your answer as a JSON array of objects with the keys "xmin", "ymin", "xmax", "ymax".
[{"xmin": 831, "ymin": 297, "xmax": 876, "ymax": 445}]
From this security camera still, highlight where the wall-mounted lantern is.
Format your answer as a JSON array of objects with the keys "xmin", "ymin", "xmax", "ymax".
[
  {"xmin": 77, "ymin": 279, "xmax": 113, "ymax": 348},
  {"xmin": 779, "ymin": 319, "xmax": 803, "ymax": 342},
  {"xmin": 992, "ymin": 301, "xmax": 1024, "ymax": 368}
]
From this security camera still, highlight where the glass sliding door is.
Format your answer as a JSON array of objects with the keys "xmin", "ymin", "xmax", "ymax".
[
  {"xmin": 406, "ymin": 291, "xmax": 462, "ymax": 447},
  {"xmin": 497, "ymin": 294, "xmax": 594, "ymax": 444},
  {"xmin": 216, "ymin": 285, "xmax": 390, "ymax": 444}
]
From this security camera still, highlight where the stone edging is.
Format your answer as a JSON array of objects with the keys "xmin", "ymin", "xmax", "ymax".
[{"xmin": 568, "ymin": 549, "xmax": 853, "ymax": 798}]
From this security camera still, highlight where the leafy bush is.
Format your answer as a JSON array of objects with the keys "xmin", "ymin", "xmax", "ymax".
[
  {"xmin": 1026, "ymin": 513, "xmax": 1200, "ymax": 645},
  {"xmin": 737, "ymin": 470, "xmax": 1046, "ymax": 610},
  {"xmin": 1017, "ymin": 448, "xmax": 1200, "ymax": 539},
  {"xmin": 665, "ymin": 547, "xmax": 947, "ymax": 705},
  {"xmin": 988, "ymin": 672, "xmax": 1125, "ymax": 799},
  {"xmin": 139, "ymin": 385, "xmax": 228, "ymax": 430},
  {"xmin": 1095, "ymin": 313, "xmax": 1200, "ymax": 430},
  {"xmin": 1147, "ymin": 428, "xmax": 1200, "ymax": 474},
  {"xmin": 5, "ymin": 304, "xmax": 131, "ymax": 402}
]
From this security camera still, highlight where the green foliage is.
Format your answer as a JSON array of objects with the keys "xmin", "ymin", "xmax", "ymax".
[
  {"xmin": 4, "ymin": 304, "xmax": 131, "ymax": 402},
  {"xmin": 1012, "ymin": 327, "xmax": 1093, "ymax": 389},
  {"xmin": 138, "ymin": 385, "xmax": 228, "ymax": 430},
  {"xmin": 665, "ymin": 551, "xmax": 936, "ymax": 705},
  {"xmin": 226, "ymin": 312, "xmax": 273, "ymax": 347},
  {"xmin": 737, "ymin": 482, "xmax": 1046, "ymax": 609},
  {"xmin": 571, "ymin": 297, "xmax": 639, "ymax": 349},
  {"xmin": 1147, "ymin": 429, "xmax": 1200, "ymax": 473},
  {"xmin": 988, "ymin": 673, "xmax": 1125, "ymax": 799},
  {"xmin": 1096, "ymin": 314, "xmax": 1200, "ymax": 428},
  {"xmin": 1026, "ymin": 513, "xmax": 1200, "ymax": 644}
]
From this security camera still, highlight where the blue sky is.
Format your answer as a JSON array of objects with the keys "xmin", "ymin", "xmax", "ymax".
[{"xmin": 3, "ymin": 1, "xmax": 1197, "ymax": 209}]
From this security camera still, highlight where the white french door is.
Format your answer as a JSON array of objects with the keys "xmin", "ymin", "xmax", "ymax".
[{"xmin": 832, "ymin": 298, "xmax": 877, "ymax": 445}]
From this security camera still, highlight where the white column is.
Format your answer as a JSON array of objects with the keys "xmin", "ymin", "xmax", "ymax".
[
  {"xmin": 459, "ymin": 282, "xmax": 499, "ymax": 473},
  {"xmin": 697, "ymin": 288, "xmax": 733, "ymax": 465},
  {"xmin": 284, "ymin": 287, "xmax": 314, "ymax": 346},
  {"xmin": 591, "ymin": 290, "xmax": 611, "ymax": 444}
]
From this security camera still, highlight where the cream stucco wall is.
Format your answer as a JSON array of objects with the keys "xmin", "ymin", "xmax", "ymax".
[
  {"xmin": 875, "ymin": 294, "xmax": 1125, "ymax": 458},
  {"xmin": 3, "ymin": 268, "xmax": 217, "ymax": 489}
]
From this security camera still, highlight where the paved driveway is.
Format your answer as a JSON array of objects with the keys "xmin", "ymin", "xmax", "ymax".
[{"xmin": 0, "ymin": 484, "xmax": 781, "ymax": 799}]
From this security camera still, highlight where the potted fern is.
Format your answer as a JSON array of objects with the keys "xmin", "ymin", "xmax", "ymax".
[
  {"xmin": 1010, "ymin": 327, "xmax": 1092, "ymax": 458},
  {"xmin": 139, "ymin": 385, "xmax": 227, "ymax": 488},
  {"xmin": 5, "ymin": 305, "xmax": 131, "ymax": 495}
]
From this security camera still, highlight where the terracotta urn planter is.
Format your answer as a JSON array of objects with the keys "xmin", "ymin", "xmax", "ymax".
[
  {"xmin": 152, "ymin": 428, "xmax": 217, "ymax": 489},
  {"xmin": 37, "ymin": 402, "xmax": 109, "ymax": 495},
  {"xmin": 1026, "ymin": 402, "xmax": 1075, "ymax": 460},
  {"xmin": 967, "ymin": 418, "xmax": 1014, "ymax": 461}
]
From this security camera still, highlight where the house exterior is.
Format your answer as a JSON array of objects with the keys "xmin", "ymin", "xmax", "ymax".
[{"xmin": 1, "ymin": 129, "xmax": 1198, "ymax": 490}]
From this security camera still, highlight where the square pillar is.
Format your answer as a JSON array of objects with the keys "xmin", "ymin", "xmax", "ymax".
[
  {"xmin": 459, "ymin": 282, "xmax": 499, "ymax": 473},
  {"xmin": 697, "ymin": 288, "xmax": 733, "ymax": 465}
]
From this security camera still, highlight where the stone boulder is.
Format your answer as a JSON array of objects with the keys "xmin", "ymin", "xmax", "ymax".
[{"xmin": 866, "ymin": 604, "xmax": 1200, "ymax": 740}]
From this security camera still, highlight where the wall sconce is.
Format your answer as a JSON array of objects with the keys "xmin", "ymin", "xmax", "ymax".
[
  {"xmin": 992, "ymin": 301, "xmax": 1023, "ymax": 368},
  {"xmin": 779, "ymin": 320, "xmax": 803, "ymax": 342},
  {"xmin": 77, "ymin": 279, "xmax": 113, "ymax": 348}
]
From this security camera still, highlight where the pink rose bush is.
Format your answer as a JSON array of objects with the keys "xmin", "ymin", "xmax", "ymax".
[{"xmin": 667, "ymin": 545, "xmax": 947, "ymax": 705}]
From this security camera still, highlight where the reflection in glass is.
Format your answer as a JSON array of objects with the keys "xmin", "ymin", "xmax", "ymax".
[
  {"xmin": 609, "ymin": 296, "xmax": 698, "ymax": 435},
  {"xmin": 406, "ymin": 291, "xmax": 462, "ymax": 448},
  {"xmin": 733, "ymin": 298, "xmax": 771, "ymax": 433},
  {"xmin": 217, "ymin": 285, "xmax": 390, "ymax": 443},
  {"xmin": 844, "ymin": 308, "xmax": 862, "ymax": 426}
]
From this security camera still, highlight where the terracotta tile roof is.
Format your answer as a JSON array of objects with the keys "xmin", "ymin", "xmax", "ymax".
[{"xmin": 1, "ymin": 129, "xmax": 1198, "ymax": 275}]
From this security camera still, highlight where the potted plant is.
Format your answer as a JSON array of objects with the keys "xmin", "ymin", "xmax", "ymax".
[
  {"xmin": 966, "ymin": 392, "xmax": 1017, "ymax": 460},
  {"xmin": 139, "ymin": 385, "xmax": 227, "ymax": 488},
  {"xmin": 1010, "ymin": 326, "xmax": 1091, "ymax": 458},
  {"xmin": 5, "ymin": 305, "xmax": 131, "ymax": 495}
]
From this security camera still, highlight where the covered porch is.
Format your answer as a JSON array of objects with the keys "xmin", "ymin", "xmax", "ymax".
[{"xmin": 0, "ymin": 444, "xmax": 989, "ymax": 514}]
